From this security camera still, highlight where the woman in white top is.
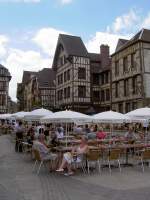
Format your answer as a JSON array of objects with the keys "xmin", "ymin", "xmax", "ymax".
[{"xmin": 56, "ymin": 136, "xmax": 88, "ymax": 176}]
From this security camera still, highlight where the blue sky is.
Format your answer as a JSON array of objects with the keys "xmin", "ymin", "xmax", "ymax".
[{"xmin": 0, "ymin": 0, "xmax": 150, "ymax": 101}]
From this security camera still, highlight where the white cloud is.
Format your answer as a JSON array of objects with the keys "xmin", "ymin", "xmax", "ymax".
[
  {"xmin": 142, "ymin": 13, "xmax": 150, "ymax": 29},
  {"xmin": 0, "ymin": 0, "xmax": 40, "ymax": 2},
  {"xmin": 60, "ymin": 0, "xmax": 73, "ymax": 5},
  {"xmin": 86, "ymin": 32, "xmax": 130, "ymax": 54},
  {"xmin": 107, "ymin": 9, "xmax": 140, "ymax": 34},
  {"xmin": 3, "ymin": 48, "xmax": 51, "ymax": 101},
  {"xmin": 0, "ymin": 35, "xmax": 9, "ymax": 58},
  {"xmin": 32, "ymin": 27, "xmax": 67, "ymax": 55}
]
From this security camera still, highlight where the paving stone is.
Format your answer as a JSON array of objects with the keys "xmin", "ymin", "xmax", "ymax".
[{"xmin": 0, "ymin": 135, "xmax": 150, "ymax": 200}]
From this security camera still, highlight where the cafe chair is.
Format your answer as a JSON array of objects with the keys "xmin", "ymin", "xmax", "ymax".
[
  {"xmin": 134, "ymin": 148, "xmax": 150, "ymax": 172},
  {"xmin": 86, "ymin": 149, "xmax": 102, "ymax": 174},
  {"xmin": 107, "ymin": 149, "xmax": 121, "ymax": 174},
  {"xmin": 32, "ymin": 149, "xmax": 57, "ymax": 175}
]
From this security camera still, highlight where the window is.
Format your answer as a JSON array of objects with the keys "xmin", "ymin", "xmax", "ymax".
[
  {"xmin": 57, "ymin": 90, "xmax": 63, "ymax": 101},
  {"xmin": 115, "ymin": 61, "xmax": 119, "ymax": 76},
  {"xmin": 64, "ymin": 88, "xmax": 67, "ymax": 99},
  {"xmin": 0, "ymin": 82, "xmax": 6, "ymax": 91},
  {"xmin": 105, "ymin": 72, "xmax": 109, "ymax": 84},
  {"xmin": 67, "ymin": 87, "xmax": 70, "ymax": 98},
  {"xmin": 78, "ymin": 67, "xmax": 86, "ymax": 79},
  {"xmin": 0, "ymin": 95, "xmax": 6, "ymax": 106},
  {"xmin": 67, "ymin": 69, "xmax": 70, "ymax": 81},
  {"xmin": 93, "ymin": 91, "xmax": 100, "ymax": 101},
  {"xmin": 115, "ymin": 82, "xmax": 119, "ymax": 98},
  {"xmin": 125, "ymin": 102, "xmax": 130, "ymax": 113},
  {"xmin": 106, "ymin": 89, "xmax": 110, "ymax": 101},
  {"xmin": 132, "ymin": 102, "xmax": 137, "ymax": 110},
  {"xmin": 57, "ymin": 74, "xmax": 63, "ymax": 85},
  {"xmin": 124, "ymin": 79, "xmax": 129, "ymax": 97},
  {"xmin": 131, "ymin": 53, "xmax": 136, "ymax": 70},
  {"xmin": 101, "ymin": 90, "xmax": 105, "ymax": 102},
  {"xmin": 118, "ymin": 103, "xmax": 123, "ymax": 113},
  {"xmin": 92, "ymin": 74, "xmax": 99, "ymax": 85},
  {"xmin": 123, "ymin": 57, "xmax": 128, "ymax": 73},
  {"xmin": 101, "ymin": 73, "xmax": 105, "ymax": 85},
  {"xmin": 64, "ymin": 71, "xmax": 67, "ymax": 82},
  {"xmin": 78, "ymin": 86, "xmax": 86, "ymax": 98},
  {"xmin": 132, "ymin": 76, "xmax": 137, "ymax": 94}
]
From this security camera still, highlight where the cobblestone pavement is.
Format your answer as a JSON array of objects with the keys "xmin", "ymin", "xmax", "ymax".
[{"xmin": 0, "ymin": 135, "xmax": 150, "ymax": 200}]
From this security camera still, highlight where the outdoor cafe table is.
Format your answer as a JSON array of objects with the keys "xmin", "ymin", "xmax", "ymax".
[{"xmin": 59, "ymin": 139, "xmax": 81, "ymax": 146}]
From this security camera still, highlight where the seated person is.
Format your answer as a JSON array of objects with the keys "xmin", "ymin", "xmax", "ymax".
[
  {"xmin": 83, "ymin": 124, "xmax": 91, "ymax": 134},
  {"xmin": 96, "ymin": 127, "xmax": 107, "ymax": 140},
  {"xmin": 87, "ymin": 132, "xmax": 96, "ymax": 140},
  {"xmin": 124, "ymin": 127, "xmax": 137, "ymax": 141},
  {"xmin": 73, "ymin": 125, "xmax": 83, "ymax": 135},
  {"xmin": 33, "ymin": 136, "xmax": 57, "ymax": 170},
  {"xmin": 56, "ymin": 136, "xmax": 89, "ymax": 176}
]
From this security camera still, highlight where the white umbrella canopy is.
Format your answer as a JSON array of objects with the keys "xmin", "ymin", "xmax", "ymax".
[
  {"xmin": 24, "ymin": 108, "xmax": 53, "ymax": 121},
  {"xmin": 0, "ymin": 113, "xmax": 12, "ymax": 119},
  {"xmin": 11, "ymin": 111, "xmax": 30, "ymax": 119},
  {"xmin": 41, "ymin": 110, "xmax": 92, "ymax": 124},
  {"xmin": 126, "ymin": 107, "xmax": 150, "ymax": 119},
  {"xmin": 93, "ymin": 110, "xmax": 130, "ymax": 123}
]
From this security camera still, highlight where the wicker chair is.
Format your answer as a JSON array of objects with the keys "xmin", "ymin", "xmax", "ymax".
[
  {"xmin": 107, "ymin": 148, "xmax": 122, "ymax": 174},
  {"xmin": 134, "ymin": 148, "xmax": 150, "ymax": 172},
  {"xmin": 32, "ymin": 149, "xmax": 57, "ymax": 174},
  {"xmin": 86, "ymin": 149, "xmax": 102, "ymax": 174}
]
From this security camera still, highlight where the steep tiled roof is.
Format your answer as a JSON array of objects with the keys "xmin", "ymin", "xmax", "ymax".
[
  {"xmin": 0, "ymin": 64, "xmax": 11, "ymax": 77},
  {"xmin": 22, "ymin": 71, "xmax": 37, "ymax": 84},
  {"xmin": 37, "ymin": 68, "xmax": 56, "ymax": 87},
  {"xmin": 59, "ymin": 34, "xmax": 89, "ymax": 57},
  {"xmin": 114, "ymin": 29, "xmax": 150, "ymax": 55},
  {"xmin": 52, "ymin": 34, "xmax": 89, "ymax": 69},
  {"xmin": 115, "ymin": 39, "xmax": 129, "ymax": 52}
]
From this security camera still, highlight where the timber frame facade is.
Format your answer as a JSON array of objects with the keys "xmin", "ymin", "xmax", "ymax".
[
  {"xmin": 0, "ymin": 65, "xmax": 11, "ymax": 113},
  {"xmin": 53, "ymin": 34, "xmax": 111, "ymax": 113},
  {"xmin": 17, "ymin": 69, "xmax": 55, "ymax": 111},
  {"xmin": 111, "ymin": 28, "xmax": 150, "ymax": 113}
]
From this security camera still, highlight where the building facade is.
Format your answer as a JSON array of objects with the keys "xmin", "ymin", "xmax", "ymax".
[
  {"xmin": 17, "ymin": 68, "xmax": 55, "ymax": 111},
  {"xmin": 111, "ymin": 29, "xmax": 150, "ymax": 113},
  {"xmin": 0, "ymin": 65, "xmax": 11, "ymax": 113},
  {"xmin": 53, "ymin": 34, "xmax": 111, "ymax": 113}
]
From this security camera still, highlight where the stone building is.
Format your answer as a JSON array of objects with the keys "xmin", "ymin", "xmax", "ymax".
[
  {"xmin": 53, "ymin": 34, "xmax": 111, "ymax": 113},
  {"xmin": 0, "ymin": 65, "xmax": 11, "ymax": 113},
  {"xmin": 111, "ymin": 28, "xmax": 150, "ymax": 113},
  {"xmin": 17, "ymin": 68, "xmax": 55, "ymax": 111}
]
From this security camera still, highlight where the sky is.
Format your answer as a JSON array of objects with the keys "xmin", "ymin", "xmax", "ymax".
[{"xmin": 0, "ymin": 0, "xmax": 150, "ymax": 101}]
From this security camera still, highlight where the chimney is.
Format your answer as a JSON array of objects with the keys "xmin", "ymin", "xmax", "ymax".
[{"xmin": 100, "ymin": 44, "xmax": 110, "ymax": 68}]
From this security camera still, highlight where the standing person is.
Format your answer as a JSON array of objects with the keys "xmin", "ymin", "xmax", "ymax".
[{"xmin": 15, "ymin": 121, "xmax": 25, "ymax": 152}]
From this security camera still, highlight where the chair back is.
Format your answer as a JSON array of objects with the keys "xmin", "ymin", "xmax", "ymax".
[
  {"xmin": 142, "ymin": 149, "xmax": 150, "ymax": 160},
  {"xmin": 86, "ymin": 149, "xmax": 101, "ymax": 161},
  {"xmin": 33, "ymin": 149, "xmax": 41, "ymax": 161},
  {"xmin": 88, "ymin": 140, "xmax": 98, "ymax": 146},
  {"xmin": 109, "ymin": 149, "xmax": 121, "ymax": 160}
]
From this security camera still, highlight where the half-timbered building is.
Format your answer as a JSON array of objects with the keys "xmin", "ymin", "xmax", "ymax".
[
  {"xmin": 53, "ymin": 34, "xmax": 111, "ymax": 113},
  {"xmin": 111, "ymin": 28, "xmax": 150, "ymax": 113},
  {"xmin": 0, "ymin": 65, "xmax": 11, "ymax": 113},
  {"xmin": 17, "ymin": 68, "xmax": 55, "ymax": 111}
]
